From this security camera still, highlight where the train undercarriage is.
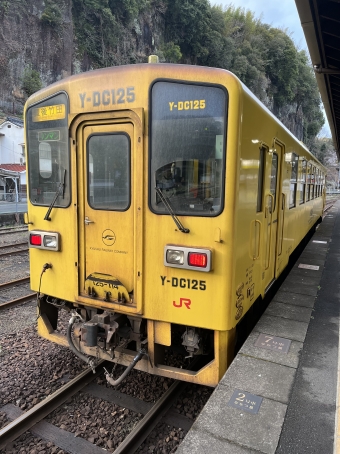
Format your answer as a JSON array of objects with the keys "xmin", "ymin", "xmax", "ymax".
[{"xmin": 37, "ymin": 296, "xmax": 235, "ymax": 387}]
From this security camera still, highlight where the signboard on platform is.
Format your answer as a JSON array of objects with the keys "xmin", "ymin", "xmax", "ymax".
[
  {"xmin": 255, "ymin": 333, "xmax": 291, "ymax": 353},
  {"xmin": 227, "ymin": 389, "xmax": 263, "ymax": 414}
]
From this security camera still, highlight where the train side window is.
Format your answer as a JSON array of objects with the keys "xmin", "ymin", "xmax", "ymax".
[
  {"xmin": 269, "ymin": 153, "xmax": 278, "ymax": 211},
  {"xmin": 299, "ymin": 159, "xmax": 306, "ymax": 204},
  {"xmin": 306, "ymin": 163, "xmax": 311, "ymax": 201},
  {"xmin": 87, "ymin": 133, "xmax": 130, "ymax": 211},
  {"xmin": 311, "ymin": 166, "xmax": 315, "ymax": 199},
  {"xmin": 256, "ymin": 147, "xmax": 265, "ymax": 212},
  {"xmin": 289, "ymin": 153, "xmax": 298, "ymax": 209},
  {"xmin": 315, "ymin": 169, "xmax": 318, "ymax": 197}
]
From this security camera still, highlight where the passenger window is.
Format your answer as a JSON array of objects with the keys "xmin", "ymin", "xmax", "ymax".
[
  {"xmin": 289, "ymin": 153, "xmax": 298, "ymax": 209},
  {"xmin": 87, "ymin": 133, "xmax": 130, "ymax": 211},
  {"xmin": 256, "ymin": 147, "xmax": 265, "ymax": 212},
  {"xmin": 299, "ymin": 159, "xmax": 306, "ymax": 204},
  {"xmin": 269, "ymin": 153, "xmax": 278, "ymax": 211},
  {"xmin": 311, "ymin": 166, "xmax": 315, "ymax": 199},
  {"xmin": 306, "ymin": 163, "xmax": 312, "ymax": 201}
]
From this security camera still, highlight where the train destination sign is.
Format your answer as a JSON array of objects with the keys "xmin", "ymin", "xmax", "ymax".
[
  {"xmin": 255, "ymin": 333, "xmax": 291, "ymax": 353},
  {"xmin": 32, "ymin": 104, "xmax": 66, "ymax": 122},
  {"xmin": 227, "ymin": 389, "xmax": 263, "ymax": 415}
]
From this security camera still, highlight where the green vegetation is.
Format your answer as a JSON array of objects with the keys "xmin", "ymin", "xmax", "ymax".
[
  {"xmin": 21, "ymin": 67, "xmax": 42, "ymax": 98},
  {"xmin": 161, "ymin": 42, "xmax": 182, "ymax": 63},
  {"xmin": 41, "ymin": 1, "xmax": 63, "ymax": 28},
  {"xmin": 70, "ymin": 1, "xmax": 324, "ymax": 145}
]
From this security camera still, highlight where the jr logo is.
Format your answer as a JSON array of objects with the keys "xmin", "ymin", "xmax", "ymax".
[{"xmin": 173, "ymin": 298, "xmax": 191, "ymax": 309}]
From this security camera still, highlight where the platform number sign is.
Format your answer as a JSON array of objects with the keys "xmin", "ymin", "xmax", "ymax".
[{"xmin": 227, "ymin": 389, "xmax": 263, "ymax": 415}]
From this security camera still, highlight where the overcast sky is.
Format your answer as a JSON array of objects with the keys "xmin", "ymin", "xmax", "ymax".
[
  {"xmin": 212, "ymin": 0, "xmax": 307, "ymax": 50},
  {"xmin": 211, "ymin": 0, "xmax": 331, "ymax": 137}
]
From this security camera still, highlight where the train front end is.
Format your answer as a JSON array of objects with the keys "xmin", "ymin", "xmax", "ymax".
[{"xmin": 25, "ymin": 63, "xmax": 241, "ymax": 387}]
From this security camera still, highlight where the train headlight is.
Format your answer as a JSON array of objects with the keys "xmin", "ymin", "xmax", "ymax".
[
  {"xmin": 29, "ymin": 230, "xmax": 60, "ymax": 251},
  {"xmin": 166, "ymin": 249, "xmax": 184, "ymax": 265},
  {"xmin": 44, "ymin": 235, "xmax": 58, "ymax": 248},
  {"xmin": 164, "ymin": 245, "xmax": 212, "ymax": 272}
]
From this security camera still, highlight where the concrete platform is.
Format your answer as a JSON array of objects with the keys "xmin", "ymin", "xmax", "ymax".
[{"xmin": 177, "ymin": 203, "xmax": 340, "ymax": 454}]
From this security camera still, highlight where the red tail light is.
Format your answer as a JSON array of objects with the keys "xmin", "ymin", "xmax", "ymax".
[
  {"xmin": 30, "ymin": 234, "xmax": 42, "ymax": 246},
  {"xmin": 188, "ymin": 252, "xmax": 207, "ymax": 268}
]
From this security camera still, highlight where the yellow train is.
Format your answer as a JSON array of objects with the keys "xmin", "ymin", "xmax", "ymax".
[{"xmin": 25, "ymin": 58, "xmax": 326, "ymax": 387}]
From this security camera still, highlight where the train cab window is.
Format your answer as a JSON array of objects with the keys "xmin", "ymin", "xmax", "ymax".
[
  {"xmin": 289, "ymin": 153, "xmax": 298, "ymax": 209},
  {"xmin": 299, "ymin": 159, "xmax": 306, "ymax": 204},
  {"xmin": 150, "ymin": 81, "xmax": 227, "ymax": 216},
  {"xmin": 87, "ymin": 133, "xmax": 130, "ymax": 211},
  {"xmin": 39, "ymin": 142, "xmax": 52, "ymax": 178},
  {"xmin": 26, "ymin": 92, "xmax": 70, "ymax": 207}
]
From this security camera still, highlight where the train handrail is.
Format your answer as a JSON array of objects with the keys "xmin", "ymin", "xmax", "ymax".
[
  {"xmin": 264, "ymin": 193, "xmax": 274, "ymax": 271},
  {"xmin": 253, "ymin": 220, "xmax": 261, "ymax": 260}
]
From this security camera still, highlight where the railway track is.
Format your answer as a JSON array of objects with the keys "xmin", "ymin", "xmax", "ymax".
[
  {"xmin": 0, "ymin": 277, "xmax": 35, "ymax": 310},
  {"xmin": 0, "ymin": 276, "xmax": 30, "ymax": 290},
  {"xmin": 0, "ymin": 226, "xmax": 28, "ymax": 235},
  {"xmin": 0, "ymin": 293, "xmax": 36, "ymax": 311},
  {"xmin": 0, "ymin": 241, "xmax": 28, "ymax": 257},
  {"xmin": 0, "ymin": 362, "xmax": 188, "ymax": 453}
]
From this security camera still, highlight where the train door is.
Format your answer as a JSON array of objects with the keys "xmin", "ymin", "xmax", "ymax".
[
  {"xmin": 262, "ymin": 143, "xmax": 282, "ymax": 292},
  {"xmin": 75, "ymin": 114, "xmax": 143, "ymax": 311}
]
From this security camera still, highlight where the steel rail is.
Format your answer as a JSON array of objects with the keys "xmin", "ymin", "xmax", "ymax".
[
  {"xmin": 0, "ymin": 247, "xmax": 29, "ymax": 257},
  {"xmin": 0, "ymin": 227, "xmax": 28, "ymax": 235},
  {"xmin": 0, "ymin": 361, "xmax": 108, "ymax": 450},
  {"xmin": 0, "ymin": 241, "xmax": 28, "ymax": 250},
  {"xmin": 0, "ymin": 293, "xmax": 36, "ymax": 310},
  {"xmin": 0, "ymin": 277, "xmax": 30, "ymax": 290},
  {"xmin": 113, "ymin": 379, "xmax": 187, "ymax": 454}
]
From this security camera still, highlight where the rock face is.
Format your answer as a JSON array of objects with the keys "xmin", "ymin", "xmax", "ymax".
[
  {"xmin": 0, "ymin": 1, "xmax": 163, "ymax": 115},
  {"xmin": 0, "ymin": 0, "xmax": 73, "ymax": 113}
]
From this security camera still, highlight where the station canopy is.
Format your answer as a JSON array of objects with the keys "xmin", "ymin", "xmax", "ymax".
[{"xmin": 295, "ymin": 0, "xmax": 340, "ymax": 159}]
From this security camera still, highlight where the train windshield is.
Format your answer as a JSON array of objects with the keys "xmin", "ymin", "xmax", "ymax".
[
  {"xmin": 150, "ymin": 81, "xmax": 227, "ymax": 216},
  {"xmin": 26, "ymin": 92, "xmax": 70, "ymax": 207}
]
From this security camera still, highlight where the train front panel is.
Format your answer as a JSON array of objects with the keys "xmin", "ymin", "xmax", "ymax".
[{"xmin": 25, "ymin": 64, "xmax": 243, "ymax": 386}]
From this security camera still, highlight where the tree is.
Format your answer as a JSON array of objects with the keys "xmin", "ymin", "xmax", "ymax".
[
  {"xmin": 21, "ymin": 67, "xmax": 42, "ymax": 98},
  {"xmin": 161, "ymin": 41, "xmax": 182, "ymax": 63}
]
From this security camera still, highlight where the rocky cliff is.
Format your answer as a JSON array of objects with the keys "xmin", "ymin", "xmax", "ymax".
[{"xmin": 0, "ymin": 0, "xmax": 164, "ymax": 115}]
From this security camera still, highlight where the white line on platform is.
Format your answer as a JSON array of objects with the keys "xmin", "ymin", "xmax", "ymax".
[{"xmin": 298, "ymin": 264, "xmax": 320, "ymax": 270}]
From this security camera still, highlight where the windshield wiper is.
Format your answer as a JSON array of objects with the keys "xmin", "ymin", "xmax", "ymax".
[
  {"xmin": 44, "ymin": 169, "xmax": 66, "ymax": 221},
  {"xmin": 155, "ymin": 187, "xmax": 189, "ymax": 233}
]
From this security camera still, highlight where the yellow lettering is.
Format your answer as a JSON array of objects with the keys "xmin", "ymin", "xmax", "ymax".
[
  {"xmin": 200, "ymin": 99, "xmax": 206, "ymax": 109},
  {"xmin": 178, "ymin": 101, "xmax": 183, "ymax": 110},
  {"xmin": 184, "ymin": 101, "xmax": 190, "ymax": 110},
  {"xmin": 169, "ymin": 101, "xmax": 174, "ymax": 111}
]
